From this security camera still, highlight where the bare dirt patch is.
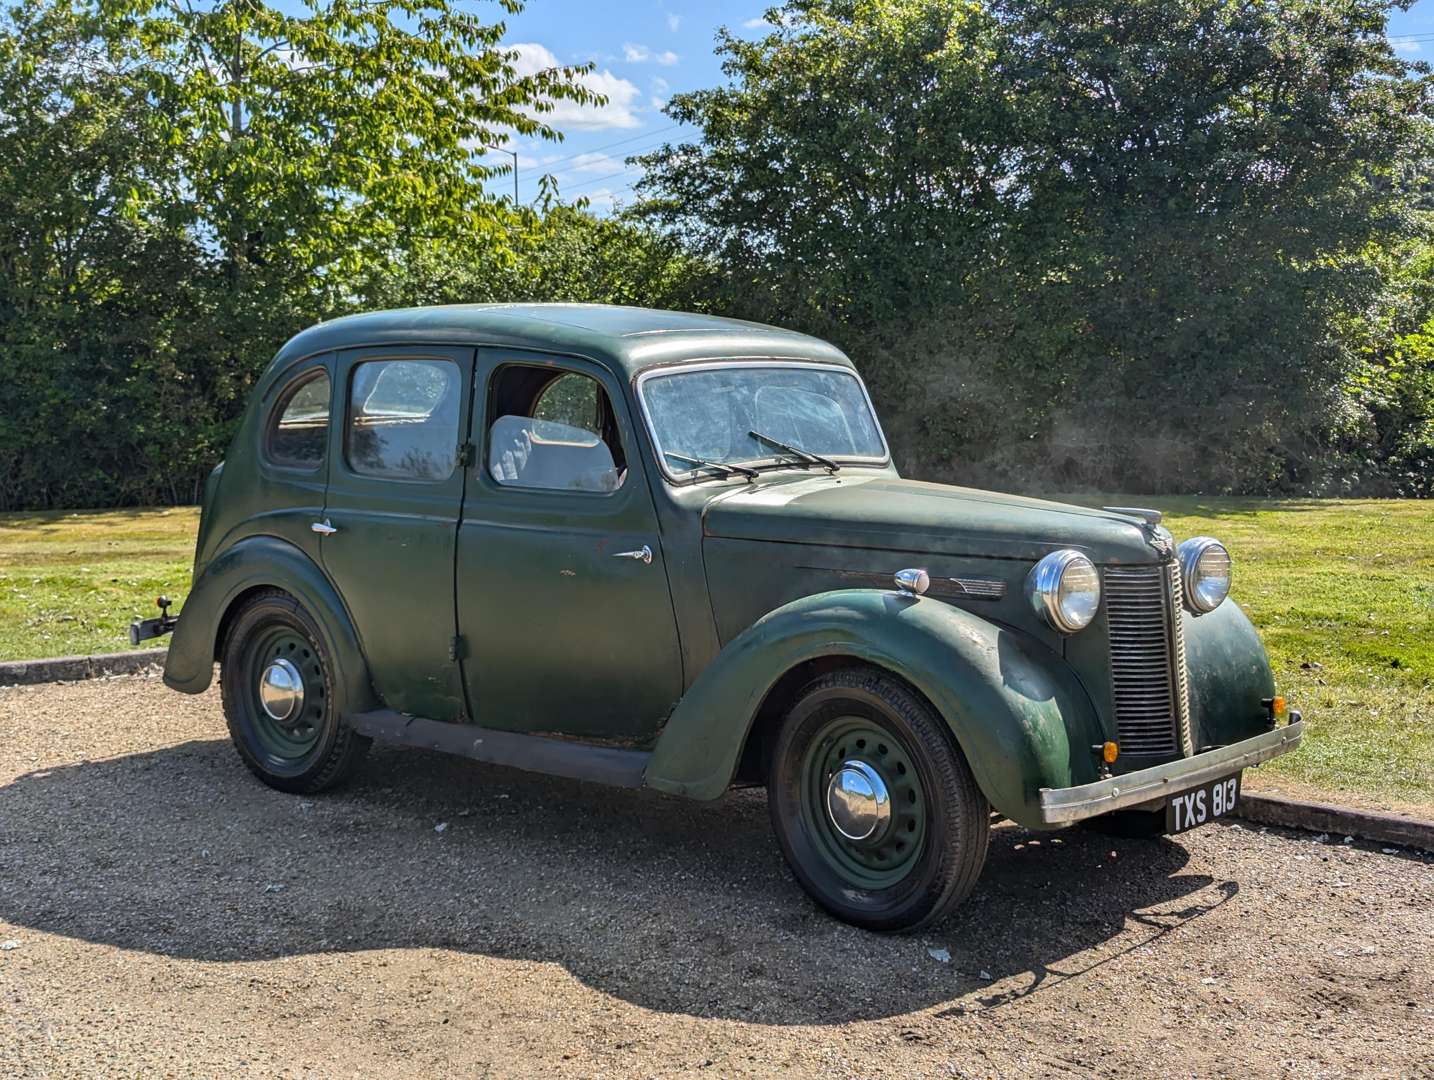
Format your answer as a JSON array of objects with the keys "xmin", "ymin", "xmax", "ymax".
[{"xmin": 2, "ymin": 675, "xmax": 1432, "ymax": 1078}]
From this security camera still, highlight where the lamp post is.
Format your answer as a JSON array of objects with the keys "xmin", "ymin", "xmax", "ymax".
[{"xmin": 484, "ymin": 144, "xmax": 520, "ymax": 203}]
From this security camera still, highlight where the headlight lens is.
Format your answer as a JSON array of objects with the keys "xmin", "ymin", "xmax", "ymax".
[
  {"xmin": 1026, "ymin": 549, "xmax": 1101, "ymax": 633},
  {"xmin": 1179, "ymin": 537, "xmax": 1232, "ymax": 613}
]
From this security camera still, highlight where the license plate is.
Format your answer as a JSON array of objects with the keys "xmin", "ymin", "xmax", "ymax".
[{"xmin": 1166, "ymin": 773, "xmax": 1241, "ymax": 834}]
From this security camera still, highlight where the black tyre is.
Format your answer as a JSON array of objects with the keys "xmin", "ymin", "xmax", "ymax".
[
  {"xmin": 220, "ymin": 589, "xmax": 370, "ymax": 794},
  {"xmin": 767, "ymin": 667, "xmax": 989, "ymax": 931}
]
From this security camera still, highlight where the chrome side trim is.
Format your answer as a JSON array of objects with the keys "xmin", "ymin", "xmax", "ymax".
[
  {"xmin": 798, "ymin": 566, "xmax": 1007, "ymax": 601},
  {"xmin": 1038, "ymin": 719, "xmax": 1304, "ymax": 824},
  {"xmin": 946, "ymin": 576, "xmax": 1007, "ymax": 599}
]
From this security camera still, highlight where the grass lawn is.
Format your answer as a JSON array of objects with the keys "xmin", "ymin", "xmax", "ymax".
[
  {"xmin": 1, "ymin": 498, "xmax": 1431, "ymax": 812},
  {"xmin": 1153, "ymin": 498, "xmax": 1434, "ymax": 814},
  {"xmin": 0, "ymin": 507, "xmax": 198, "ymax": 662}
]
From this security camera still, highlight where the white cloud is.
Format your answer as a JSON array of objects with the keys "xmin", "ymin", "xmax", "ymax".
[
  {"xmin": 509, "ymin": 42, "xmax": 643, "ymax": 130},
  {"xmin": 1393, "ymin": 39, "xmax": 1422, "ymax": 53},
  {"xmin": 650, "ymin": 75, "xmax": 670, "ymax": 94},
  {"xmin": 742, "ymin": 16, "xmax": 767, "ymax": 28},
  {"xmin": 564, "ymin": 152, "xmax": 624, "ymax": 175},
  {"xmin": 666, "ymin": 13, "xmax": 680, "ymax": 32},
  {"xmin": 622, "ymin": 42, "xmax": 679, "ymax": 65}
]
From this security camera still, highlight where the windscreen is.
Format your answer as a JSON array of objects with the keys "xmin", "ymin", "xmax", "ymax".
[{"xmin": 641, "ymin": 364, "xmax": 887, "ymax": 476}]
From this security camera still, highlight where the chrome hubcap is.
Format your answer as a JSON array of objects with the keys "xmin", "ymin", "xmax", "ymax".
[
  {"xmin": 258, "ymin": 657, "xmax": 304, "ymax": 724},
  {"xmin": 825, "ymin": 759, "xmax": 891, "ymax": 841}
]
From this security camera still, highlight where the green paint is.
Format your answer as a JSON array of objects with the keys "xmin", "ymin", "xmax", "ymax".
[{"xmin": 156, "ymin": 304, "xmax": 1291, "ymax": 821}]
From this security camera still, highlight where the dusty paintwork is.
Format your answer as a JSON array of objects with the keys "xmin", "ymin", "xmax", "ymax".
[{"xmin": 160, "ymin": 303, "xmax": 1295, "ymax": 830}]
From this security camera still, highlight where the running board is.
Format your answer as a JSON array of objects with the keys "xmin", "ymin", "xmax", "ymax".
[{"xmin": 345, "ymin": 709, "xmax": 650, "ymax": 789}]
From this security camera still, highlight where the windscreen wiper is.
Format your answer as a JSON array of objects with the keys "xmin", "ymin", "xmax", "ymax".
[
  {"xmin": 665, "ymin": 450, "xmax": 758, "ymax": 480},
  {"xmin": 747, "ymin": 430, "xmax": 840, "ymax": 473}
]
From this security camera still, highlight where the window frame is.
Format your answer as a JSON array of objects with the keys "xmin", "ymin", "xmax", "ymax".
[
  {"xmin": 482, "ymin": 360, "xmax": 629, "ymax": 499},
  {"xmin": 634, "ymin": 358, "xmax": 892, "ymax": 485},
  {"xmin": 343, "ymin": 356, "xmax": 463, "ymax": 485},
  {"xmin": 263, "ymin": 367, "xmax": 332, "ymax": 472}
]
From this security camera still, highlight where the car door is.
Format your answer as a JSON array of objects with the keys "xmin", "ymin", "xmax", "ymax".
[
  {"xmin": 455, "ymin": 348, "xmax": 683, "ymax": 742},
  {"xmin": 319, "ymin": 345, "xmax": 473, "ymax": 722}
]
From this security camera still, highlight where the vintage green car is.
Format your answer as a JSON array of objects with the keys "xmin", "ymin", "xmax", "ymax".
[{"xmin": 138, "ymin": 303, "xmax": 1303, "ymax": 930}]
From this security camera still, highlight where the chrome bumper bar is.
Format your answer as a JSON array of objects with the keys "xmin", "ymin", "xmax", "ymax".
[{"xmin": 1038, "ymin": 716, "xmax": 1304, "ymax": 825}]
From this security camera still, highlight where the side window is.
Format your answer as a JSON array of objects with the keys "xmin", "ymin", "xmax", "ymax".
[
  {"xmin": 533, "ymin": 372, "xmax": 599, "ymax": 434},
  {"xmin": 487, "ymin": 366, "xmax": 626, "ymax": 493},
  {"xmin": 266, "ymin": 370, "xmax": 330, "ymax": 468},
  {"xmin": 346, "ymin": 358, "xmax": 460, "ymax": 482}
]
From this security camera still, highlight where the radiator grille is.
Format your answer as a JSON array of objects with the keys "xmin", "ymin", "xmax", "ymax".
[{"xmin": 1104, "ymin": 564, "xmax": 1189, "ymax": 757}]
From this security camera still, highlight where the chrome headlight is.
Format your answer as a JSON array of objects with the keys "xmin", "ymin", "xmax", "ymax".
[
  {"xmin": 1026, "ymin": 549, "xmax": 1101, "ymax": 633},
  {"xmin": 1178, "ymin": 537, "xmax": 1232, "ymax": 613}
]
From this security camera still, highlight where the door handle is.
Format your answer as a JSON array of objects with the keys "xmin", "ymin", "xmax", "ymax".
[
  {"xmin": 311, "ymin": 519, "xmax": 338, "ymax": 536},
  {"xmin": 611, "ymin": 544, "xmax": 652, "ymax": 565}
]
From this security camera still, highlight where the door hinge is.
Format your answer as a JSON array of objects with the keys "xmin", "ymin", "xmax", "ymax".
[
  {"xmin": 448, "ymin": 635, "xmax": 465, "ymax": 662},
  {"xmin": 456, "ymin": 441, "xmax": 475, "ymax": 469}
]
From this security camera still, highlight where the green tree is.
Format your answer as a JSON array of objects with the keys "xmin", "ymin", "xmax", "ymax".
[
  {"xmin": 636, "ymin": 0, "xmax": 1012, "ymax": 330},
  {"xmin": 363, "ymin": 205, "xmax": 712, "ymax": 312},
  {"xmin": 1344, "ymin": 238, "xmax": 1434, "ymax": 495},
  {"xmin": 103, "ymin": 0, "xmax": 602, "ymax": 418},
  {"xmin": 0, "ymin": 0, "xmax": 210, "ymax": 507},
  {"xmin": 0, "ymin": 0, "xmax": 603, "ymax": 509},
  {"xmin": 636, "ymin": 0, "xmax": 1434, "ymax": 494}
]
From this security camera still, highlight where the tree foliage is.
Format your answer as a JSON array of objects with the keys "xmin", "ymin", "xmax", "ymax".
[
  {"xmin": 0, "ymin": 0, "xmax": 627, "ymax": 508},
  {"xmin": 637, "ymin": 0, "xmax": 1434, "ymax": 494},
  {"xmin": 3, "ymin": 0, "xmax": 1432, "ymax": 508}
]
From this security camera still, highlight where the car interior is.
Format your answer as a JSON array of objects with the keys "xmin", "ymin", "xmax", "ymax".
[{"xmin": 486, "ymin": 366, "xmax": 627, "ymax": 492}]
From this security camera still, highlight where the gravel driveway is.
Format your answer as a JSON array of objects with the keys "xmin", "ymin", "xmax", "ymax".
[{"xmin": 1, "ymin": 674, "xmax": 1431, "ymax": 1079}]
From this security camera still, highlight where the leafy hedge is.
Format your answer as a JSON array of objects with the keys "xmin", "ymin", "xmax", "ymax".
[
  {"xmin": 635, "ymin": 0, "xmax": 1434, "ymax": 496},
  {"xmin": 2, "ymin": 0, "xmax": 1431, "ymax": 510}
]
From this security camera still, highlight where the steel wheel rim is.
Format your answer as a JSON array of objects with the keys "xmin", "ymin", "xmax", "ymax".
[
  {"xmin": 799, "ymin": 714, "xmax": 927, "ymax": 889},
  {"xmin": 245, "ymin": 626, "xmax": 325, "ymax": 764}
]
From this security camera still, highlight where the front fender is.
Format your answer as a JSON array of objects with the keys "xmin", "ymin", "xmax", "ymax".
[
  {"xmin": 644, "ymin": 590, "xmax": 1102, "ymax": 828},
  {"xmin": 163, "ymin": 535, "xmax": 376, "ymax": 712},
  {"xmin": 1184, "ymin": 599, "xmax": 1277, "ymax": 747}
]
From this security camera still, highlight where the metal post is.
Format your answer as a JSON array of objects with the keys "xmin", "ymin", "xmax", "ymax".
[{"xmin": 483, "ymin": 144, "xmax": 519, "ymax": 203}]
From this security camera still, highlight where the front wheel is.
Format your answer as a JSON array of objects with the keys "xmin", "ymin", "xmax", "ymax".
[
  {"xmin": 220, "ymin": 589, "xmax": 370, "ymax": 794},
  {"xmin": 767, "ymin": 667, "xmax": 990, "ymax": 931}
]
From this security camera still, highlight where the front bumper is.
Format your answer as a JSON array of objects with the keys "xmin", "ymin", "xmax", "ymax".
[{"xmin": 1038, "ymin": 715, "xmax": 1304, "ymax": 825}]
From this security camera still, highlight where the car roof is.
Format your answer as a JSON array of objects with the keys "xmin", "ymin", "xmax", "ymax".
[{"xmin": 269, "ymin": 303, "xmax": 854, "ymax": 379}]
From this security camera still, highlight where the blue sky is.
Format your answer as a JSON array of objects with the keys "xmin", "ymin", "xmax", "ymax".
[
  {"xmin": 495, "ymin": 1, "xmax": 765, "ymax": 210},
  {"xmin": 493, "ymin": 0, "xmax": 1434, "ymax": 211}
]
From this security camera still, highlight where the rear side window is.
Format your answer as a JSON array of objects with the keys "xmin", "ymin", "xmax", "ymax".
[
  {"xmin": 346, "ymin": 359, "xmax": 460, "ymax": 481},
  {"xmin": 266, "ymin": 371, "xmax": 330, "ymax": 468}
]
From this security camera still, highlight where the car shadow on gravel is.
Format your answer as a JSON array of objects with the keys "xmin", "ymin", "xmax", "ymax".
[{"xmin": 0, "ymin": 738, "xmax": 1237, "ymax": 1025}]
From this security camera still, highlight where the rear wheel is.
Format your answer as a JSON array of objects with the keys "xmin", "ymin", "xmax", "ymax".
[
  {"xmin": 220, "ymin": 590, "xmax": 370, "ymax": 793},
  {"xmin": 767, "ymin": 667, "xmax": 989, "ymax": 931}
]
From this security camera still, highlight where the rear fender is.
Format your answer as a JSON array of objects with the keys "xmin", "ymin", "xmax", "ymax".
[
  {"xmin": 162, "ymin": 535, "xmax": 376, "ymax": 712},
  {"xmin": 644, "ymin": 589, "xmax": 1102, "ymax": 828}
]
